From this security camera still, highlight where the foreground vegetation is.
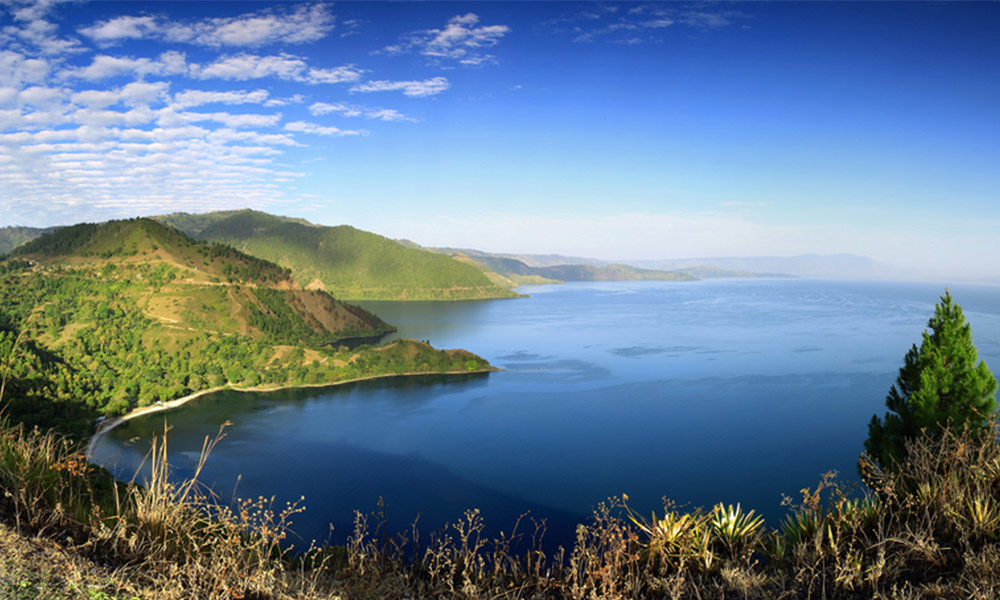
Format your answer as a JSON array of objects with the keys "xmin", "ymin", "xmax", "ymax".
[{"xmin": 4, "ymin": 409, "xmax": 1000, "ymax": 599}]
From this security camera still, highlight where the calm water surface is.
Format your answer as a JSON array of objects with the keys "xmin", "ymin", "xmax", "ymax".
[{"xmin": 91, "ymin": 279, "xmax": 1000, "ymax": 549}]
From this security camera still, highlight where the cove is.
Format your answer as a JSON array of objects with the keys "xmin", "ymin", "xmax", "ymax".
[{"xmin": 89, "ymin": 278, "xmax": 1000, "ymax": 551}]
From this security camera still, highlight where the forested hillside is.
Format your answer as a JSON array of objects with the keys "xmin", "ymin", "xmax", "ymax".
[
  {"xmin": 158, "ymin": 210, "xmax": 520, "ymax": 300},
  {"xmin": 0, "ymin": 219, "xmax": 492, "ymax": 434}
]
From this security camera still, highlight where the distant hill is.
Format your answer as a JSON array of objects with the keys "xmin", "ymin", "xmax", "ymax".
[
  {"xmin": 0, "ymin": 225, "xmax": 58, "ymax": 255},
  {"xmin": 158, "ymin": 210, "xmax": 519, "ymax": 301},
  {"xmin": 419, "ymin": 247, "xmax": 783, "ymax": 282},
  {"xmin": 427, "ymin": 247, "xmax": 607, "ymax": 270},
  {"xmin": 530, "ymin": 262, "xmax": 697, "ymax": 282},
  {"xmin": 0, "ymin": 218, "xmax": 493, "ymax": 434},
  {"xmin": 672, "ymin": 265, "xmax": 794, "ymax": 279},
  {"xmin": 629, "ymin": 254, "xmax": 890, "ymax": 279}
]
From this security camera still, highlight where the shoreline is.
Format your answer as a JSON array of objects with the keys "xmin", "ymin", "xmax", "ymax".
[{"xmin": 85, "ymin": 368, "xmax": 496, "ymax": 459}]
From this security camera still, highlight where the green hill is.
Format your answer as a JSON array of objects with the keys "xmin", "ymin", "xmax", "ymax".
[
  {"xmin": 156, "ymin": 209, "xmax": 311, "ymax": 237},
  {"xmin": 0, "ymin": 225, "xmax": 57, "ymax": 255},
  {"xmin": 157, "ymin": 210, "xmax": 520, "ymax": 301},
  {"xmin": 0, "ymin": 218, "xmax": 493, "ymax": 434}
]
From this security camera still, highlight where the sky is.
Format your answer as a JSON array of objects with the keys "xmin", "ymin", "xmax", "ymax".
[{"xmin": 1, "ymin": 1, "xmax": 999, "ymax": 275}]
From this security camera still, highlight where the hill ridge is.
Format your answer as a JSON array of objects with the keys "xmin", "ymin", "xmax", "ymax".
[{"xmin": 159, "ymin": 210, "xmax": 520, "ymax": 301}]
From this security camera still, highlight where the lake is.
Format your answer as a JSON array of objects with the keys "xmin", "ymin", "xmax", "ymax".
[{"xmin": 90, "ymin": 278, "xmax": 1000, "ymax": 551}]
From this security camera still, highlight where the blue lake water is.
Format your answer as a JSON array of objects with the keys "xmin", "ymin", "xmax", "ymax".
[{"xmin": 90, "ymin": 278, "xmax": 1000, "ymax": 551}]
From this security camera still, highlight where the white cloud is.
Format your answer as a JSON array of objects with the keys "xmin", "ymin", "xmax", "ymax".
[
  {"xmin": 0, "ymin": 51, "xmax": 51, "ymax": 86},
  {"xmin": 190, "ymin": 54, "xmax": 361, "ymax": 85},
  {"xmin": 193, "ymin": 53, "xmax": 306, "ymax": 80},
  {"xmin": 171, "ymin": 88, "xmax": 270, "ymax": 109},
  {"xmin": 380, "ymin": 13, "xmax": 509, "ymax": 66},
  {"xmin": 80, "ymin": 4, "xmax": 335, "ymax": 48},
  {"xmin": 0, "ymin": 19, "xmax": 85, "ymax": 56},
  {"xmin": 207, "ymin": 128, "xmax": 299, "ymax": 147},
  {"xmin": 62, "ymin": 51, "xmax": 189, "ymax": 80},
  {"xmin": 0, "ymin": 116, "xmax": 305, "ymax": 223},
  {"xmin": 70, "ymin": 89, "xmax": 119, "ymax": 108},
  {"xmin": 0, "ymin": 5, "xmax": 84, "ymax": 55},
  {"xmin": 178, "ymin": 111, "xmax": 281, "ymax": 129},
  {"xmin": 0, "ymin": 2, "xmax": 414, "ymax": 225},
  {"xmin": 351, "ymin": 76, "xmax": 450, "ymax": 97},
  {"xmin": 0, "ymin": 87, "xmax": 17, "ymax": 105},
  {"xmin": 69, "ymin": 106, "xmax": 157, "ymax": 127},
  {"xmin": 66, "ymin": 82, "xmax": 168, "ymax": 112},
  {"xmin": 309, "ymin": 101, "xmax": 415, "ymax": 122},
  {"xmin": 119, "ymin": 81, "xmax": 168, "ymax": 106},
  {"xmin": 16, "ymin": 85, "xmax": 64, "ymax": 107},
  {"xmin": 79, "ymin": 15, "xmax": 158, "ymax": 42},
  {"xmin": 284, "ymin": 120, "xmax": 367, "ymax": 137},
  {"xmin": 0, "ymin": 107, "xmax": 71, "ymax": 131},
  {"xmin": 306, "ymin": 65, "xmax": 363, "ymax": 84}
]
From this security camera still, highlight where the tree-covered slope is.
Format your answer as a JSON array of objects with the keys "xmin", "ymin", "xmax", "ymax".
[
  {"xmin": 0, "ymin": 219, "xmax": 493, "ymax": 434},
  {"xmin": 10, "ymin": 218, "xmax": 392, "ymax": 343},
  {"xmin": 159, "ymin": 210, "xmax": 519, "ymax": 301},
  {"xmin": 157, "ymin": 210, "xmax": 312, "ymax": 238}
]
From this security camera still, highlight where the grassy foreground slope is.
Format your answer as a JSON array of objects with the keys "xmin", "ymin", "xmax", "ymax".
[
  {"xmin": 158, "ymin": 210, "xmax": 520, "ymax": 301},
  {"xmin": 0, "ymin": 219, "xmax": 492, "ymax": 434}
]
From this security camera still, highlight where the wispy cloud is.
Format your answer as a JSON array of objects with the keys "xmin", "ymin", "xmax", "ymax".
[
  {"xmin": 309, "ymin": 101, "xmax": 415, "ymax": 122},
  {"xmin": 0, "ymin": 0, "xmax": 85, "ymax": 55},
  {"xmin": 191, "ymin": 54, "xmax": 363, "ymax": 84},
  {"xmin": 62, "ymin": 51, "xmax": 188, "ymax": 80},
  {"xmin": 351, "ymin": 77, "xmax": 449, "ymax": 97},
  {"xmin": 0, "ymin": 2, "xmax": 456, "ymax": 226},
  {"xmin": 284, "ymin": 120, "xmax": 367, "ymax": 137},
  {"xmin": 379, "ymin": 13, "xmax": 509, "ymax": 66},
  {"xmin": 545, "ymin": 3, "xmax": 744, "ymax": 44},
  {"xmin": 80, "ymin": 4, "xmax": 336, "ymax": 48},
  {"xmin": 171, "ymin": 89, "xmax": 271, "ymax": 110}
]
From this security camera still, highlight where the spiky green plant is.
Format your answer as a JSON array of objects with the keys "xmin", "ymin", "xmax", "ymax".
[{"xmin": 710, "ymin": 503, "xmax": 764, "ymax": 562}]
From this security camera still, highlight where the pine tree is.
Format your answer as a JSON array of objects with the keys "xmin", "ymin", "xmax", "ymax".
[{"xmin": 865, "ymin": 290, "xmax": 998, "ymax": 469}]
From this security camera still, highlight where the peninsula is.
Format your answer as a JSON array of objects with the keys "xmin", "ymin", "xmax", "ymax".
[{"xmin": 0, "ymin": 218, "xmax": 494, "ymax": 436}]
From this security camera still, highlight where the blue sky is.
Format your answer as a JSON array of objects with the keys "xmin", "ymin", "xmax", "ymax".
[{"xmin": 1, "ymin": 1, "xmax": 999, "ymax": 275}]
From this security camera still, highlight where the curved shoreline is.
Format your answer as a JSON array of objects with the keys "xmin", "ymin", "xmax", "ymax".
[{"xmin": 85, "ymin": 368, "xmax": 497, "ymax": 460}]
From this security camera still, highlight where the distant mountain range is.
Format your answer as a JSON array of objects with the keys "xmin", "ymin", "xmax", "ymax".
[
  {"xmin": 420, "ymin": 247, "xmax": 698, "ymax": 282},
  {"xmin": 628, "ymin": 255, "xmax": 896, "ymax": 279},
  {"xmin": 2, "ymin": 211, "xmax": 935, "ymax": 293},
  {"xmin": 426, "ymin": 249, "xmax": 913, "ymax": 280},
  {"xmin": 420, "ymin": 247, "xmax": 787, "ymax": 281}
]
